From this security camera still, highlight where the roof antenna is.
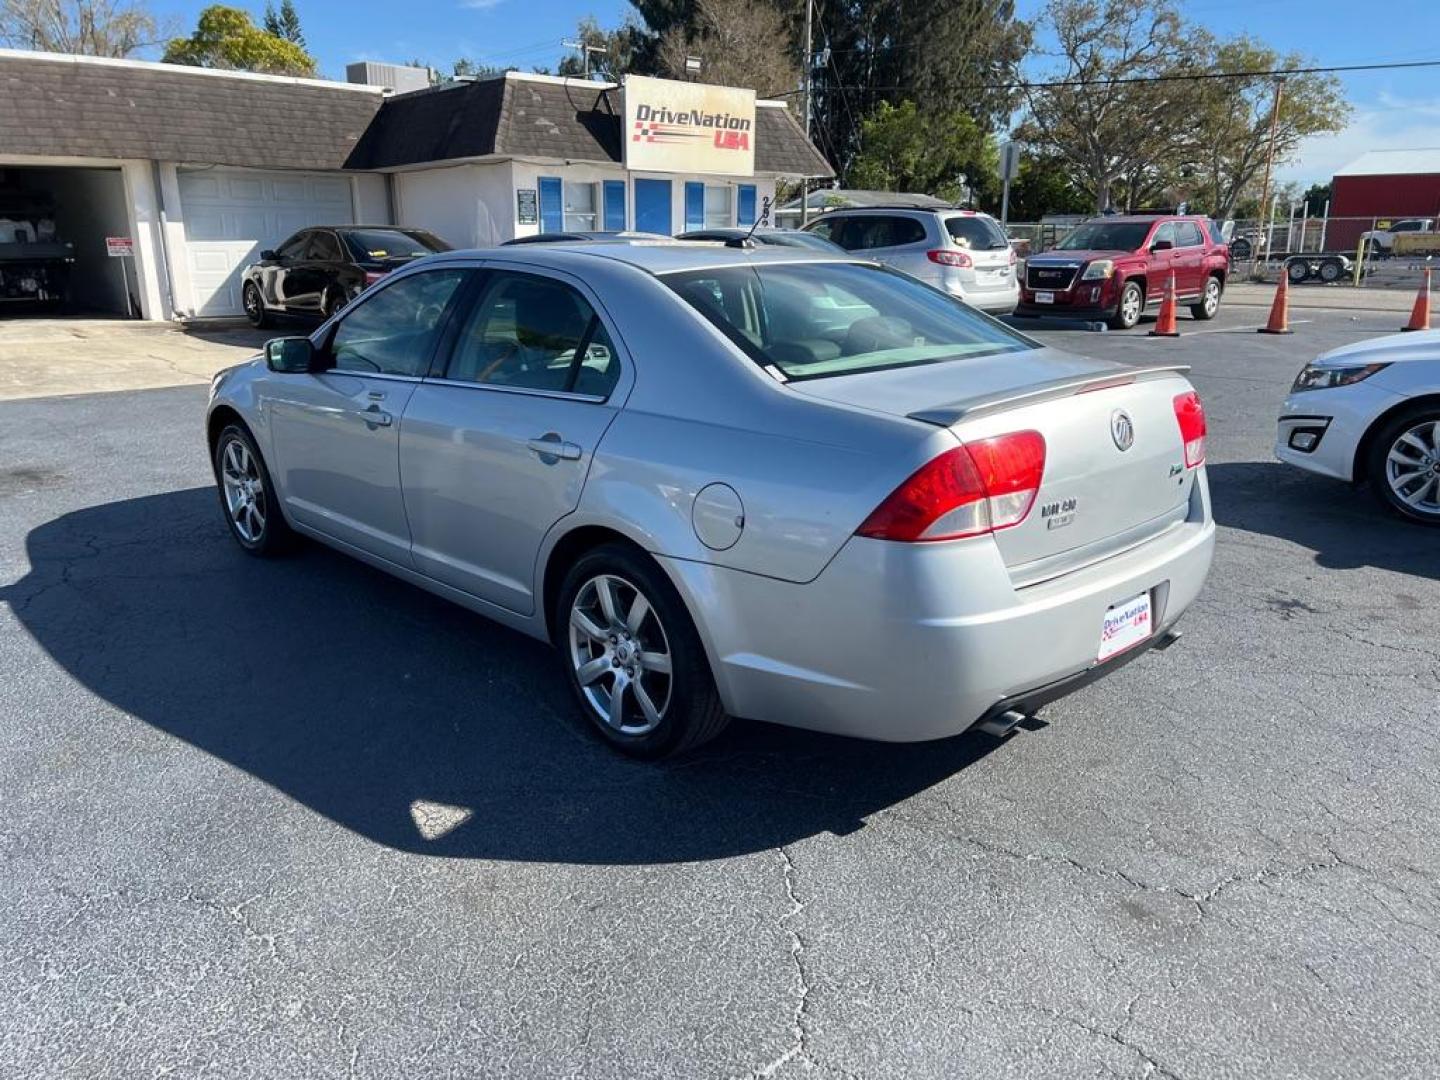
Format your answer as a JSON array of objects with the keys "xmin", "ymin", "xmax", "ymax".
[{"xmin": 727, "ymin": 195, "xmax": 773, "ymax": 248}]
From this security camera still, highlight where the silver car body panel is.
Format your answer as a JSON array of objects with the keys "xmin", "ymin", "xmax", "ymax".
[{"xmin": 210, "ymin": 243, "xmax": 1214, "ymax": 742}]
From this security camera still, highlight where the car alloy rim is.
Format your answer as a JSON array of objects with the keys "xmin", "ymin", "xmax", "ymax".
[
  {"xmin": 220, "ymin": 437, "xmax": 267, "ymax": 542},
  {"xmin": 1122, "ymin": 289, "xmax": 1140, "ymax": 323},
  {"xmin": 1205, "ymin": 279, "xmax": 1220, "ymax": 313},
  {"xmin": 568, "ymin": 573, "xmax": 673, "ymax": 736},
  {"xmin": 244, "ymin": 287, "xmax": 260, "ymax": 318},
  {"xmin": 1386, "ymin": 420, "xmax": 1440, "ymax": 515}
]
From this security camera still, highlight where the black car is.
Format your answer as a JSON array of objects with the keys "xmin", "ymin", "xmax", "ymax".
[
  {"xmin": 676, "ymin": 227, "xmax": 847, "ymax": 253},
  {"xmin": 241, "ymin": 226, "xmax": 451, "ymax": 328}
]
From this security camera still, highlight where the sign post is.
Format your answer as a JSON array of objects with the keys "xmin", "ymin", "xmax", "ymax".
[
  {"xmin": 106, "ymin": 236, "xmax": 135, "ymax": 318},
  {"xmin": 999, "ymin": 142, "xmax": 1021, "ymax": 228}
]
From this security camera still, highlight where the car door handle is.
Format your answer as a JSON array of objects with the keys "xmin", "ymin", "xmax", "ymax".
[
  {"xmin": 359, "ymin": 404, "xmax": 393, "ymax": 427},
  {"xmin": 527, "ymin": 435, "xmax": 582, "ymax": 461}
]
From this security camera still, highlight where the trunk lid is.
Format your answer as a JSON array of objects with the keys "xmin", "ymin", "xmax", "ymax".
[{"xmin": 790, "ymin": 349, "xmax": 1198, "ymax": 580}]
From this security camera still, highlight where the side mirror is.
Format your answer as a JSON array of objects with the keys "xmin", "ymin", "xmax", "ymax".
[
  {"xmin": 1151, "ymin": 239, "xmax": 1174, "ymax": 252},
  {"xmin": 260, "ymin": 249, "xmax": 277, "ymax": 261},
  {"xmin": 265, "ymin": 336, "xmax": 316, "ymax": 373}
]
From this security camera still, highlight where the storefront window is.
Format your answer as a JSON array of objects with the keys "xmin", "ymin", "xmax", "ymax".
[
  {"xmin": 704, "ymin": 186, "xmax": 732, "ymax": 229},
  {"xmin": 564, "ymin": 182, "xmax": 598, "ymax": 231}
]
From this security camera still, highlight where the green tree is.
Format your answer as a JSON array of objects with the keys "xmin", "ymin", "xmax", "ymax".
[
  {"xmin": 262, "ymin": 0, "xmax": 303, "ymax": 46},
  {"xmin": 849, "ymin": 100, "xmax": 998, "ymax": 207},
  {"xmin": 1188, "ymin": 39, "xmax": 1348, "ymax": 219},
  {"xmin": 1301, "ymin": 182, "xmax": 1331, "ymax": 216},
  {"xmin": 1, "ymin": 0, "xmax": 161, "ymax": 57},
  {"xmin": 1004, "ymin": 152, "xmax": 1091, "ymax": 220},
  {"xmin": 555, "ymin": 15, "xmax": 648, "ymax": 79},
  {"xmin": 164, "ymin": 4, "xmax": 315, "ymax": 75}
]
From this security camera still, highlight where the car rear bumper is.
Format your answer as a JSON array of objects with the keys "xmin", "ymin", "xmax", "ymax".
[{"xmin": 663, "ymin": 471, "xmax": 1215, "ymax": 742}]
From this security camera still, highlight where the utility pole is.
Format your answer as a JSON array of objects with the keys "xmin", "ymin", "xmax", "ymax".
[
  {"xmin": 561, "ymin": 39, "xmax": 606, "ymax": 78},
  {"xmin": 1251, "ymin": 76, "xmax": 1285, "ymax": 279},
  {"xmin": 800, "ymin": 0, "xmax": 814, "ymax": 227}
]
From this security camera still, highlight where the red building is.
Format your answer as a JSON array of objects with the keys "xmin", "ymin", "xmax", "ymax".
[{"xmin": 1329, "ymin": 149, "xmax": 1440, "ymax": 252}]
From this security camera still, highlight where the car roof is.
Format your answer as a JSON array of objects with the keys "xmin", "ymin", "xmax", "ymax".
[
  {"xmin": 815, "ymin": 206, "xmax": 994, "ymax": 218},
  {"xmin": 430, "ymin": 242, "xmax": 858, "ymax": 276}
]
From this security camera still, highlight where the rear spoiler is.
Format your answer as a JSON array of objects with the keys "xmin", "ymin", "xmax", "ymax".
[{"xmin": 907, "ymin": 364, "xmax": 1192, "ymax": 426}]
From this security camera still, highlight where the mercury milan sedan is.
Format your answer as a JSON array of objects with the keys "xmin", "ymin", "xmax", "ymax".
[{"xmin": 207, "ymin": 244, "xmax": 1215, "ymax": 757}]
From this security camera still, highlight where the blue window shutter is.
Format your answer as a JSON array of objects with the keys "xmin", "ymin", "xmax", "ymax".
[
  {"xmin": 603, "ymin": 180, "xmax": 626, "ymax": 231},
  {"xmin": 737, "ymin": 185, "xmax": 757, "ymax": 226},
  {"xmin": 684, "ymin": 182, "xmax": 705, "ymax": 230},
  {"xmin": 539, "ymin": 177, "xmax": 563, "ymax": 233}
]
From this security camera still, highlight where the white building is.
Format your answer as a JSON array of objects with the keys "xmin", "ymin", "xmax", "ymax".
[{"xmin": 0, "ymin": 51, "xmax": 832, "ymax": 320}]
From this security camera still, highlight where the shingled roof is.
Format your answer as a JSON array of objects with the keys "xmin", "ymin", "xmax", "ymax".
[
  {"xmin": 0, "ymin": 50, "xmax": 384, "ymax": 170},
  {"xmin": 346, "ymin": 73, "xmax": 834, "ymax": 178}
]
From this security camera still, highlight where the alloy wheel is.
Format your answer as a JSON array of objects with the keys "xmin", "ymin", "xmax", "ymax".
[
  {"xmin": 1120, "ymin": 287, "xmax": 1141, "ymax": 326},
  {"xmin": 568, "ymin": 573, "xmax": 673, "ymax": 736},
  {"xmin": 244, "ymin": 285, "xmax": 261, "ymax": 320},
  {"xmin": 1203, "ymin": 278, "xmax": 1220, "ymax": 316},
  {"xmin": 220, "ymin": 437, "xmax": 267, "ymax": 543},
  {"xmin": 1385, "ymin": 420, "xmax": 1440, "ymax": 517}
]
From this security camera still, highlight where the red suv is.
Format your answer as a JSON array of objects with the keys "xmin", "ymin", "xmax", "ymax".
[{"xmin": 1016, "ymin": 215, "xmax": 1230, "ymax": 330}]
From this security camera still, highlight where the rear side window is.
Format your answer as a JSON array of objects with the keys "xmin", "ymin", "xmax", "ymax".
[
  {"xmin": 944, "ymin": 215, "xmax": 1009, "ymax": 250},
  {"xmin": 446, "ymin": 272, "xmax": 620, "ymax": 397},
  {"xmin": 1175, "ymin": 221, "xmax": 1205, "ymax": 247},
  {"xmin": 328, "ymin": 268, "xmax": 467, "ymax": 377},
  {"xmin": 1203, "ymin": 218, "xmax": 1226, "ymax": 245},
  {"xmin": 827, "ymin": 215, "xmax": 928, "ymax": 251}
]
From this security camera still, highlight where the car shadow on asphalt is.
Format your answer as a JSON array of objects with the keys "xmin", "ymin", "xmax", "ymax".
[
  {"xmin": 1, "ymin": 487, "xmax": 1004, "ymax": 864},
  {"xmin": 1208, "ymin": 461, "xmax": 1440, "ymax": 579}
]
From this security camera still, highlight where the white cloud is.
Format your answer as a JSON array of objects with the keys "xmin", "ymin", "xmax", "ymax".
[
  {"xmin": 459, "ymin": 0, "xmax": 505, "ymax": 8},
  {"xmin": 1278, "ymin": 93, "xmax": 1440, "ymax": 185}
]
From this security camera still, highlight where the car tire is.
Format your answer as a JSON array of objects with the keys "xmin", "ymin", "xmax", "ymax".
[
  {"xmin": 1109, "ymin": 280, "xmax": 1144, "ymax": 330},
  {"xmin": 1366, "ymin": 405, "xmax": 1440, "ymax": 526},
  {"xmin": 1190, "ymin": 274, "xmax": 1222, "ymax": 320},
  {"xmin": 556, "ymin": 543, "xmax": 729, "ymax": 758},
  {"xmin": 213, "ymin": 423, "xmax": 294, "ymax": 556},
  {"xmin": 243, "ymin": 282, "xmax": 271, "ymax": 329}
]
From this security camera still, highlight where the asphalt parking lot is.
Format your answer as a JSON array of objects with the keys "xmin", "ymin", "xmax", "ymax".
[{"xmin": 2, "ymin": 297, "xmax": 1438, "ymax": 1078}]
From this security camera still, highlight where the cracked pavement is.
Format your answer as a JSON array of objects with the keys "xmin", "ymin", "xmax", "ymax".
[{"xmin": 1, "ymin": 304, "xmax": 1438, "ymax": 1077}]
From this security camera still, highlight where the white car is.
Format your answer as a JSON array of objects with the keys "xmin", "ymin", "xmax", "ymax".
[
  {"xmin": 800, "ymin": 207, "xmax": 1020, "ymax": 314},
  {"xmin": 1359, "ymin": 218, "xmax": 1435, "ymax": 256},
  {"xmin": 1276, "ymin": 330, "xmax": 1440, "ymax": 524}
]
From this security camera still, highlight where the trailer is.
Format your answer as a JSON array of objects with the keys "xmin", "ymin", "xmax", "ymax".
[{"xmin": 1283, "ymin": 252, "xmax": 1355, "ymax": 285}]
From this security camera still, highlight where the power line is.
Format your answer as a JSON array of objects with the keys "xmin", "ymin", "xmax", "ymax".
[{"xmin": 765, "ymin": 57, "xmax": 1440, "ymax": 98}]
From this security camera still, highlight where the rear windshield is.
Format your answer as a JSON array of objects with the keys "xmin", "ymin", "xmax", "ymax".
[
  {"xmin": 665, "ymin": 262, "xmax": 1034, "ymax": 381},
  {"xmin": 1055, "ymin": 221, "xmax": 1151, "ymax": 251},
  {"xmin": 944, "ymin": 215, "xmax": 1009, "ymax": 250},
  {"xmin": 342, "ymin": 229, "xmax": 448, "ymax": 261}
]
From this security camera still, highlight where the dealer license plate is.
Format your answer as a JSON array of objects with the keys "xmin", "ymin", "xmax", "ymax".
[
  {"xmin": 1098, "ymin": 592, "xmax": 1152, "ymax": 662},
  {"xmin": 1035, "ymin": 290, "xmax": 1054, "ymax": 304}
]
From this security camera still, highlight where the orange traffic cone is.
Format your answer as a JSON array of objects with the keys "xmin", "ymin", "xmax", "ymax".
[
  {"xmin": 1402, "ymin": 267, "xmax": 1432, "ymax": 332},
  {"xmin": 1257, "ymin": 271, "xmax": 1293, "ymax": 335},
  {"xmin": 1148, "ymin": 271, "xmax": 1180, "ymax": 337}
]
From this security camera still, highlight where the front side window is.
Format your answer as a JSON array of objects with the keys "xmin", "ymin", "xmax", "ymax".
[
  {"xmin": 667, "ymin": 262, "xmax": 1033, "ymax": 381},
  {"xmin": 563, "ymin": 183, "xmax": 598, "ymax": 232},
  {"xmin": 276, "ymin": 232, "xmax": 308, "ymax": 260},
  {"xmin": 1150, "ymin": 222, "xmax": 1178, "ymax": 248},
  {"xmin": 307, "ymin": 231, "xmax": 342, "ymax": 261},
  {"xmin": 446, "ymin": 272, "xmax": 620, "ymax": 397},
  {"xmin": 327, "ymin": 268, "xmax": 467, "ymax": 377},
  {"xmin": 1055, "ymin": 221, "xmax": 1151, "ymax": 252}
]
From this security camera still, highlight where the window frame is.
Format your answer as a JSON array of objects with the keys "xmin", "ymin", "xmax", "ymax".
[
  {"xmin": 314, "ymin": 264, "xmax": 475, "ymax": 382},
  {"xmin": 427, "ymin": 265, "xmax": 629, "ymax": 403}
]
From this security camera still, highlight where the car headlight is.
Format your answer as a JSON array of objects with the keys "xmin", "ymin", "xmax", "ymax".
[
  {"xmin": 1080, "ymin": 260, "xmax": 1115, "ymax": 280},
  {"xmin": 1291, "ymin": 362, "xmax": 1389, "ymax": 392}
]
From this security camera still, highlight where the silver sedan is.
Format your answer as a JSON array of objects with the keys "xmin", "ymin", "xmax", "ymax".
[{"xmin": 207, "ymin": 244, "xmax": 1215, "ymax": 757}]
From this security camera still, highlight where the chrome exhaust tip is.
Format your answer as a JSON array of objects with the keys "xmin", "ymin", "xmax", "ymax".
[{"xmin": 975, "ymin": 709, "xmax": 1029, "ymax": 738}]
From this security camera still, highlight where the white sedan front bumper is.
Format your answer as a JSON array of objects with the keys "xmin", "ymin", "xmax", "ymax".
[{"xmin": 1275, "ymin": 381, "xmax": 1408, "ymax": 482}]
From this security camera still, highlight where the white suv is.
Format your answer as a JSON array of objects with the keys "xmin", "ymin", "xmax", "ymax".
[{"xmin": 801, "ymin": 207, "xmax": 1019, "ymax": 314}]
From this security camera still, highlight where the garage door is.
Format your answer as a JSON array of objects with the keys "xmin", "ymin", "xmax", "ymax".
[{"xmin": 178, "ymin": 168, "xmax": 353, "ymax": 316}]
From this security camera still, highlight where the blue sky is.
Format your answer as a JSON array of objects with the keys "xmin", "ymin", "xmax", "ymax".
[{"xmin": 144, "ymin": 0, "xmax": 1440, "ymax": 186}]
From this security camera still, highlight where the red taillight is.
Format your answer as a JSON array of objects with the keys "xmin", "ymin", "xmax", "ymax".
[
  {"xmin": 363, "ymin": 270, "xmax": 387, "ymax": 285},
  {"xmin": 1173, "ymin": 391, "xmax": 1207, "ymax": 467},
  {"xmin": 857, "ymin": 431, "xmax": 1046, "ymax": 542},
  {"xmin": 927, "ymin": 249, "xmax": 974, "ymax": 268}
]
